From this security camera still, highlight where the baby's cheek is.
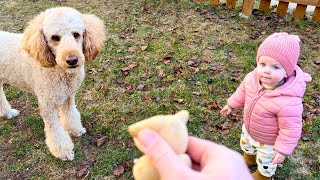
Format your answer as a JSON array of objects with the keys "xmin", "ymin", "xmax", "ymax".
[{"xmin": 271, "ymin": 73, "xmax": 284, "ymax": 83}]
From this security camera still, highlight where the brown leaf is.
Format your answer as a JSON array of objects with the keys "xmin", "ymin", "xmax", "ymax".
[
  {"xmin": 141, "ymin": 46, "xmax": 148, "ymax": 51},
  {"xmin": 218, "ymin": 121, "xmax": 231, "ymax": 130},
  {"xmin": 173, "ymin": 98, "xmax": 184, "ymax": 103},
  {"xmin": 192, "ymin": 91, "xmax": 201, "ymax": 96},
  {"xmin": 161, "ymin": 52, "xmax": 174, "ymax": 64},
  {"xmin": 190, "ymin": 67, "xmax": 199, "ymax": 74},
  {"xmin": 200, "ymin": 66, "xmax": 208, "ymax": 71},
  {"xmin": 158, "ymin": 69, "xmax": 165, "ymax": 78},
  {"xmin": 314, "ymin": 57, "xmax": 320, "ymax": 65},
  {"xmin": 113, "ymin": 165, "xmax": 124, "ymax": 176},
  {"xmin": 136, "ymin": 84, "xmax": 145, "ymax": 91},
  {"xmin": 121, "ymin": 62, "xmax": 137, "ymax": 71},
  {"xmin": 206, "ymin": 102, "xmax": 218, "ymax": 110},
  {"xmin": 305, "ymin": 117, "xmax": 313, "ymax": 125},
  {"xmin": 202, "ymin": 49, "xmax": 211, "ymax": 55},
  {"xmin": 187, "ymin": 44, "xmax": 195, "ymax": 49},
  {"xmin": 96, "ymin": 136, "xmax": 107, "ymax": 147},
  {"xmin": 76, "ymin": 167, "xmax": 89, "ymax": 178},
  {"xmin": 128, "ymin": 46, "xmax": 138, "ymax": 52},
  {"xmin": 83, "ymin": 159, "xmax": 95, "ymax": 167},
  {"xmin": 116, "ymin": 79, "xmax": 124, "ymax": 84}
]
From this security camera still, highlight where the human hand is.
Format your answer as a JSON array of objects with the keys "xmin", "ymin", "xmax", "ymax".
[
  {"xmin": 220, "ymin": 105, "xmax": 232, "ymax": 116},
  {"xmin": 136, "ymin": 128, "xmax": 252, "ymax": 180},
  {"xmin": 272, "ymin": 151, "xmax": 285, "ymax": 164}
]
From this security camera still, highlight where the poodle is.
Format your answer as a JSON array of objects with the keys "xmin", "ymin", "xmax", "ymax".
[{"xmin": 0, "ymin": 7, "xmax": 106, "ymax": 160}]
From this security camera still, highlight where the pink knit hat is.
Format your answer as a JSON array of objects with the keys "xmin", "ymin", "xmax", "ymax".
[{"xmin": 256, "ymin": 32, "xmax": 300, "ymax": 76}]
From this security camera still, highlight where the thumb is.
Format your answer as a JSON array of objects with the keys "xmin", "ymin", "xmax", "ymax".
[{"xmin": 137, "ymin": 128, "xmax": 185, "ymax": 174}]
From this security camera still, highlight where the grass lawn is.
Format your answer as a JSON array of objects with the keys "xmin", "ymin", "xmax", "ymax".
[{"xmin": 0, "ymin": 0, "xmax": 319, "ymax": 179}]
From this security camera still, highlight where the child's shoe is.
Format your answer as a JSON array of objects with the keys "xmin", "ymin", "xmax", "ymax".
[
  {"xmin": 252, "ymin": 170, "xmax": 270, "ymax": 180},
  {"xmin": 243, "ymin": 153, "xmax": 256, "ymax": 167}
]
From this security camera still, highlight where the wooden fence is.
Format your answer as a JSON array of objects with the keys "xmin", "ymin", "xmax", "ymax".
[{"xmin": 196, "ymin": 0, "xmax": 320, "ymax": 23}]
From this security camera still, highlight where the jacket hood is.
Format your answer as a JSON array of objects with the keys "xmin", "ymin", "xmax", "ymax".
[{"xmin": 254, "ymin": 66, "xmax": 312, "ymax": 98}]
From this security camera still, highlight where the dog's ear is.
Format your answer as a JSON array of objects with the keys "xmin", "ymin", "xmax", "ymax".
[
  {"xmin": 82, "ymin": 14, "xmax": 106, "ymax": 62},
  {"xmin": 21, "ymin": 12, "xmax": 56, "ymax": 67}
]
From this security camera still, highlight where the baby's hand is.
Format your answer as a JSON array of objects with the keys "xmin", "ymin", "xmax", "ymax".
[
  {"xmin": 220, "ymin": 105, "xmax": 232, "ymax": 116},
  {"xmin": 272, "ymin": 151, "xmax": 285, "ymax": 164}
]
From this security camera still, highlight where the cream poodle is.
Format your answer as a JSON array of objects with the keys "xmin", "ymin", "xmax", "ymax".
[{"xmin": 0, "ymin": 7, "xmax": 106, "ymax": 160}]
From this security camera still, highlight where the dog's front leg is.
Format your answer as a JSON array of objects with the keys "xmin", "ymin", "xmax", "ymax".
[
  {"xmin": 39, "ymin": 101, "xmax": 75, "ymax": 160},
  {"xmin": 0, "ymin": 82, "xmax": 20, "ymax": 119},
  {"xmin": 59, "ymin": 95, "xmax": 86, "ymax": 137}
]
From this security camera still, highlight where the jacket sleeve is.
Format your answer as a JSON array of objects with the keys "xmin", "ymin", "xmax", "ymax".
[
  {"xmin": 274, "ymin": 100, "xmax": 303, "ymax": 155},
  {"xmin": 227, "ymin": 72, "xmax": 252, "ymax": 109}
]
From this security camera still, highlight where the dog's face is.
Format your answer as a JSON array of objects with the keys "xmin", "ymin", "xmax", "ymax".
[
  {"xmin": 21, "ymin": 7, "xmax": 106, "ymax": 72},
  {"xmin": 43, "ymin": 8, "xmax": 86, "ymax": 70}
]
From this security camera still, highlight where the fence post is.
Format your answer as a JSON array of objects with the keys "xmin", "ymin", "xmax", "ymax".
[
  {"xmin": 210, "ymin": 0, "xmax": 219, "ymax": 5},
  {"xmin": 312, "ymin": 6, "xmax": 320, "ymax": 22},
  {"xmin": 294, "ymin": 4, "xmax": 307, "ymax": 19},
  {"xmin": 259, "ymin": 0, "xmax": 271, "ymax": 12},
  {"xmin": 276, "ymin": 1, "xmax": 289, "ymax": 16},
  {"xmin": 242, "ymin": 0, "xmax": 255, "ymax": 16},
  {"xmin": 226, "ymin": 0, "xmax": 237, "ymax": 8}
]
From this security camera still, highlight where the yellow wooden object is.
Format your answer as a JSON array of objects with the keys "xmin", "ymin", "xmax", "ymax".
[
  {"xmin": 294, "ymin": 4, "xmax": 307, "ymax": 19},
  {"xmin": 276, "ymin": 1, "xmax": 289, "ymax": 16},
  {"xmin": 242, "ymin": 0, "xmax": 255, "ymax": 16},
  {"xmin": 210, "ymin": 0, "xmax": 219, "ymax": 5},
  {"xmin": 312, "ymin": 7, "xmax": 320, "ymax": 22},
  {"xmin": 278, "ymin": 0, "xmax": 320, "ymax": 6},
  {"xmin": 226, "ymin": 0, "xmax": 237, "ymax": 8},
  {"xmin": 259, "ymin": 0, "xmax": 271, "ymax": 12}
]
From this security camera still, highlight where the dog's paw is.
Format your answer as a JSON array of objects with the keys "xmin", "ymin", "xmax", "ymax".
[
  {"xmin": 6, "ymin": 109, "xmax": 20, "ymax": 119},
  {"xmin": 47, "ymin": 141, "xmax": 75, "ymax": 161},
  {"xmin": 60, "ymin": 150, "xmax": 75, "ymax": 161},
  {"xmin": 45, "ymin": 128, "xmax": 75, "ymax": 161},
  {"xmin": 70, "ymin": 127, "xmax": 86, "ymax": 137}
]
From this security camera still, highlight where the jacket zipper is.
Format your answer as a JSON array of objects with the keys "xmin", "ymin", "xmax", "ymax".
[{"xmin": 247, "ymin": 88, "xmax": 266, "ymax": 135}]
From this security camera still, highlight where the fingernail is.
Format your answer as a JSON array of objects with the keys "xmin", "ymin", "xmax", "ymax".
[{"xmin": 138, "ymin": 129, "xmax": 156, "ymax": 148}]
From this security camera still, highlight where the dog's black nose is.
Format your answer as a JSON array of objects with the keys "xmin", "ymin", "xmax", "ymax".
[{"xmin": 66, "ymin": 56, "xmax": 78, "ymax": 66}]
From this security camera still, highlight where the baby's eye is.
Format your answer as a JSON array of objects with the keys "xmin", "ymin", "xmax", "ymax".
[
  {"xmin": 260, "ymin": 63, "xmax": 266, "ymax": 66},
  {"xmin": 273, "ymin": 66, "xmax": 279, "ymax": 69}
]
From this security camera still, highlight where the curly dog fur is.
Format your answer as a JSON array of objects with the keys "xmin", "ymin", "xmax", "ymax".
[{"xmin": 0, "ymin": 7, "xmax": 106, "ymax": 160}]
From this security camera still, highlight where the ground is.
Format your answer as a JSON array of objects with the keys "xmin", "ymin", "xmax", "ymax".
[{"xmin": 0, "ymin": 0, "xmax": 319, "ymax": 179}]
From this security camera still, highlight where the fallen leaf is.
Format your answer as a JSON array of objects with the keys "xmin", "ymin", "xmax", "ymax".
[
  {"xmin": 192, "ymin": 92, "xmax": 201, "ymax": 96},
  {"xmin": 161, "ymin": 52, "xmax": 174, "ymax": 64},
  {"xmin": 96, "ymin": 136, "xmax": 107, "ymax": 147},
  {"xmin": 173, "ymin": 98, "xmax": 184, "ymax": 103},
  {"xmin": 113, "ymin": 165, "xmax": 124, "ymax": 176},
  {"xmin": 76, "ymin": 167, "xmax": 89, "ymax": 178},
  {"xmin": 218, "ymin": 121, "xmax": 231, "ymax": 130},
  {"xmin": 206, "ymin": 102, "xmax": 218, "ymax": 110},
  {"xmin": 136, "ymin": 84, "xmax": 145, "ymax": 91},
  {"xmin": 128, "ymin": 46, "xmax": 138, "ymax": 52},
  {"xmin": 187, "ymin": 44, "xmax": 195, "ymax": 49},
  {"xmin": 158, "ymin": 69, "xmax": 165, "ymax": 78},
  {"xmin": 314, "ymin": 57, "xmax": 320, "ymax": 65},
  {"xmin": 141, "ymin": 46, "xmax": 148, "ymax": 51}
]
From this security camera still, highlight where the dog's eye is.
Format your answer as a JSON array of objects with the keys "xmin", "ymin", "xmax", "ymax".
[
  {"xmin": 51, "ymin": 35, "xmax": 60, "ymax": 42},
  {"xmin": 73, "ymin": 32, "xmax": 80, "ymax": 39}
]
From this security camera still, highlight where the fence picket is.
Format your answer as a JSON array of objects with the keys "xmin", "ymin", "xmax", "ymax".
[
  {"xmin": 294, "ymin": 4, "xmax": 308, "ymax": 19},
  {"xmin": 259, "ymin": 0, "xmax": 272, "ymax": 12}
]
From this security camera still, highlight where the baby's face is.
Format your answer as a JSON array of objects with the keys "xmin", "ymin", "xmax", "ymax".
[{"xmin": 256, "ymin": 56, "xmax": 287, "ymax": 89}]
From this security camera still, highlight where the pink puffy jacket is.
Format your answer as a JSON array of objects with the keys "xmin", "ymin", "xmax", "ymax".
[{"xmin": 227, "ymin": 66, "xmax": 311, "ymax": 155}]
